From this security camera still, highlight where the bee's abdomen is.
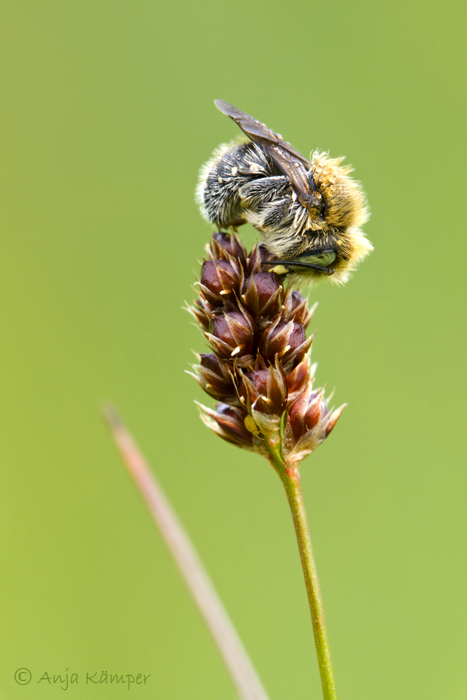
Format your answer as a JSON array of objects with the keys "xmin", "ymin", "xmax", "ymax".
[{"xmin": 197, "ymin": 142, "xmax": 275, "ymax": 227}]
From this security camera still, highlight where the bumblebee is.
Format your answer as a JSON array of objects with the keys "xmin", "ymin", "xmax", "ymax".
[{"xmin": 196, "ymin": 100, "xmax": 373, "ymax": 286}]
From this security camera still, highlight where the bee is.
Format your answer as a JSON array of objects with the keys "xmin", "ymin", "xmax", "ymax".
[{"xmin": 196, "ymin": 100, "xmax": 373, "ymax": 286}]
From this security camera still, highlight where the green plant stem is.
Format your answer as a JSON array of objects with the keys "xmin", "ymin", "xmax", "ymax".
[{"xmin": 267, "ymin": 444, "xmax": 338, "ymax": 700}]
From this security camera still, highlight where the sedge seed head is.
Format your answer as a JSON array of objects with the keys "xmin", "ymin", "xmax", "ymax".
[{"xmin": 189, "ymin": 232, "xmax": 345, "ymax": 465}]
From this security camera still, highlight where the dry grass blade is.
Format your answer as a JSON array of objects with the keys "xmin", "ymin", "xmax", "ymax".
[{"xmin": 102, "ymin": 405, "xmax": 271, "ymax": 700}]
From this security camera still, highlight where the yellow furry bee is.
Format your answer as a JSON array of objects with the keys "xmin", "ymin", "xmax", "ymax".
[{"xmin": 196, "ymin": 100, "xmax": 373, "ymax": 286}]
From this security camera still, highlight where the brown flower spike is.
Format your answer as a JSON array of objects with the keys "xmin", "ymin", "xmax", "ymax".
[{"xmin": 187, "ymin": 232, "xmax": 346, "ymax": 468}]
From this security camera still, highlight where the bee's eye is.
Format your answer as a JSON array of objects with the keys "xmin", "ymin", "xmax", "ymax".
[
  {"xmin": 263, "ymin": 248, "xmax": 337, "ymax": 275},
  {"xmin": 296, "ymin": 250, "xmax": 336, "ymax": 267}
]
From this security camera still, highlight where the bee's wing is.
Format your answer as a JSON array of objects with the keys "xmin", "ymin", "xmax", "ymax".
[
  {"xmin": 215, "ymin": 100, "xmax": 314, "ymax": 204},
  {"xmin": 215, "ymin": 100, "xmax": 311, "ymax": 164},
  {"xmin": 264, "ymin": 142, "xmax": 314, "ymax": 204}
]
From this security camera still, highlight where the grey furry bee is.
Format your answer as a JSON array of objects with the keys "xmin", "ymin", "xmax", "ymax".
[{"xmin": 196, "ymin": 100, "xmax": 373, "ymax": 286}]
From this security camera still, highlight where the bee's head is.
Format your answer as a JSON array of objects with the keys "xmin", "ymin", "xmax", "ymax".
[{"xmin": 309, "ymin": 152, "xmax": 369, "ymax": 231}]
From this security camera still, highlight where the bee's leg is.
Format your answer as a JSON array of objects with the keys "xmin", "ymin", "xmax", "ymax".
[
  {"xmin": 239, "ymin": 176, "xmax": 290, "ymax": 207},
  {"xmin": 221, "ymin": 217, "xmax": 248, "ymax": 230}
]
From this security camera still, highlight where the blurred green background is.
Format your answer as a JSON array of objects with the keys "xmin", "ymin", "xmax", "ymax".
[{"xmin": 1, "ymin": 1, "xmax": 466, "ymax": 698}]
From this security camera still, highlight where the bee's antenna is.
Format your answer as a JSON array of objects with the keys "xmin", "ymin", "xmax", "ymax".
[{"xmin": 262, "ymin": 260, "xmax": 335, "ymax": 275}]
